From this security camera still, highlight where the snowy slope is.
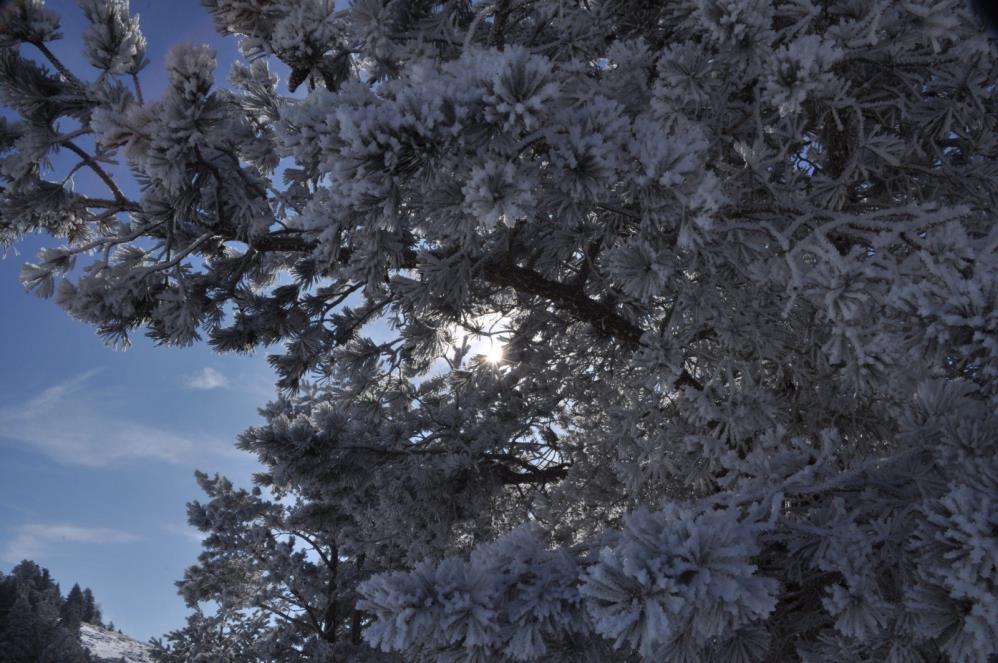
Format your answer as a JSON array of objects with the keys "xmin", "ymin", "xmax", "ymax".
[{"xmin": 79, "ymin": 623, "xmax": 154, "ymax": 663}]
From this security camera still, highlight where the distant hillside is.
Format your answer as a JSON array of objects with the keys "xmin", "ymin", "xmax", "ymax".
[
  {"xmin": 80, "ymin": 623, "xmax": 153, "ymax": 663},
  {"xmin": 0, "ymin": 560, "xmax": 149, "ymax": 662}
]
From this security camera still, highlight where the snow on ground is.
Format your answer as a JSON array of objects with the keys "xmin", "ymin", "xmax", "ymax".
[{"xmin": 79, "ymin": 623, "xmax": 154, "ymax": 663}]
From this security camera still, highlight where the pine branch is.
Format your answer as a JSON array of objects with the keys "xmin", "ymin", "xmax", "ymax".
[
  {"xmin": 227, "ymin": 228, "xmax": 704, "ymax": 388},
  {"xmin": 28, "ymin": 40, "xmax": 85, "ymax": 88},
  {"xmin": 61, "ymin": 140, "xmax": 130, "ymax": 205}
]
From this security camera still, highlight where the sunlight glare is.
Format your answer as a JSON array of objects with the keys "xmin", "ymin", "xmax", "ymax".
[
  {"xmin": 485, "ymin": 338, "xmax": 504, "ymax": 364},
  {"xmin": 447, "ymin": 313, "xmax": 510, "ymax": 367}
]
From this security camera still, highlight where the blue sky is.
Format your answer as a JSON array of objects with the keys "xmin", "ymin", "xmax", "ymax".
[{"xmin": 0, "ymin": 0, "xmax": 284, "ymax": 642}]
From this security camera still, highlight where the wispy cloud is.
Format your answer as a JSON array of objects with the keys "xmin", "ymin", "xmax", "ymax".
[
  {"xmin": 0, "ymin": 371, "xmax": 235, "ymax": 467},
  {"xmin": 165, "ymin": 522, "xmax": 205, "ymax": 544},
  {"xmin": 184, "ymin": 367, "xmax": 229, "ymax": 390},
  {"xmin": 2, "ymin": 523, "xmax": 139, "ymax": 562}
]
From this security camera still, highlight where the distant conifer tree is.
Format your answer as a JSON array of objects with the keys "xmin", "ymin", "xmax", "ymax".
[
  {"xmin": 61, "ymin": 583, "xmax": 85, "ymax": 632},
  {"xmin": 81, "ymin": 587, "xmax": 102, "ymax": 626},
  {"xmin": 0, "ymin": 562, "xmax": 89, "ymax": 662}
]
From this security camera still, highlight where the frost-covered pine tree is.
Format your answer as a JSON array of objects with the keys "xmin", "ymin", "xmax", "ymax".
[{"xmin": 2, "ymin": 0, "xmax": 997, "ymax": 661}]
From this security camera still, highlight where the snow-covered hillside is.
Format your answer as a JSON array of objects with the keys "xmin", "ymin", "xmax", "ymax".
[{"xmin": 80, "ymin": 623, "xmax": 154, "ymax": 663}]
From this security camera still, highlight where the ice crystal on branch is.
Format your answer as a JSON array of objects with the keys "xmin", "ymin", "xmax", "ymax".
[{"xmin": 79, "ymin": 0, "xmax": 148, "ymax": 75}]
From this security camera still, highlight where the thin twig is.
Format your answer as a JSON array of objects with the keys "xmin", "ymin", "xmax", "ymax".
[
  {"xmin": 131, "ymin": 73, "xmax": 144, "ymax": 104},
  {"xmin": 62, "ymin": 140, "xmax": 130, "ymax": 204},
  {"xmin": 29, "ymin": 40, "xmax": 85, "ymax": 88}
]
